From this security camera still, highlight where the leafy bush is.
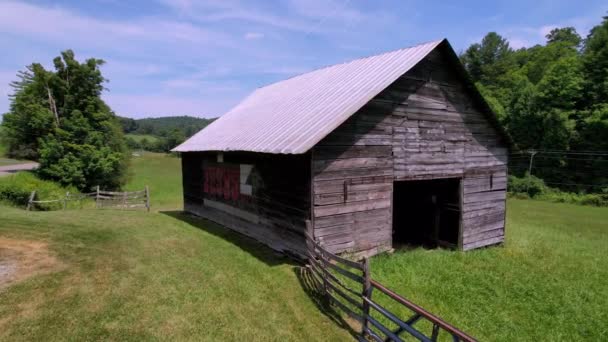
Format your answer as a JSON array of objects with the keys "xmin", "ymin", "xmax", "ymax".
[
  {"xmin": 0, "ymin": 172, "xmax": 77, "ymax": 210},
  {"xmin": 508, "ymin": 174, "xmax": 547, "ymax": 197},
  {"xmin": 508, "ymin": 175, "xmax": 608, "ymax": 206},
  {"xmin": 539, "ymin": 190, "xmax": 608, "ymax": 207}
]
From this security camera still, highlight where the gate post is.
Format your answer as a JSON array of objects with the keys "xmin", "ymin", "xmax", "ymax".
[
  {"xmin": 26, "ymin": 190, "xmax": 36, "ymax": 211},
  {"xmin": 95, "ymin": 186, "xmax": 100, "ymax": 208},
  {"xmin": 64, "ymin": 191, "xmax": 69, "ymax": 210},
  {"xmin": 361, "ymin": 257, "xmax": 372, "ymax": 337}
]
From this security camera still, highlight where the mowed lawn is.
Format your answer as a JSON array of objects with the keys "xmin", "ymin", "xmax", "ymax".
[
  {"xmin": 0, "ymin": 152, "xmax": 607, "ymax": 341},
  {"xmin": 0, "ymin": 153, "xmax": 351, "ymax": 341}
]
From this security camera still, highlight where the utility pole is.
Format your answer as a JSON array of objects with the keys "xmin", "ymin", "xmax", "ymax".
[{"xmin": 527, "ymin": 150, "xmax": 537, "ymax": 176}]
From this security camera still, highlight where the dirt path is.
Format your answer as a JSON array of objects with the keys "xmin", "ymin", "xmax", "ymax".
[{"xmin": 0, "ymin": 162, "xmax": 39, "ymax": 177}]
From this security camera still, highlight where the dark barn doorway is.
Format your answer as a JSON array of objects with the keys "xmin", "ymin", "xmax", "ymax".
[{"xmin": 393, "ymin": 178, "xmax": 461, "ymax": 249}]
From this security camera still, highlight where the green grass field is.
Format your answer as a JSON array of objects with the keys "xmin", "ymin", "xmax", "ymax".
[
  {"xmin": 372, "ymin": 200, "xmax": 608, "ymax": 341},
  {"xmin": 124, "ymin": 152, "xmax": 182, "ymax": 209},
  {"xmin": 0, "ymin": 153, "xmax": 350, "ymax": 341},
  {"xmin": 0, "ymin": 152, "xmax": 606, "ymax": 341},
  {"xmin": 125, "ymin": 134, "xmax": 160, "ymax": 143}
]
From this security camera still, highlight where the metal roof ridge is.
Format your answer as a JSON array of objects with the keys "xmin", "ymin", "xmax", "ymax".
[{"xmin": 253, "ymin": 39, "xmax": 446, "ymax": 92}]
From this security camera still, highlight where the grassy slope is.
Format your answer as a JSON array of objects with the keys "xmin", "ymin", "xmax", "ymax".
[
  {"xmin": 0, "ymin": 153, "xmax": 351, "ymax": 341},
  {"xmin": 372, "ymin": 200, "xmax": 608, "ymax": 341}
]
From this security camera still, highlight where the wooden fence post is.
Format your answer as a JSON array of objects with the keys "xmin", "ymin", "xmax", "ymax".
[
  {"xmin": 26, "ymin": 190, "xmax": 36, "ymax": 211},
  {"xmin": 145, "ymin": 185, "xmax": 150, "ymax": 212},
  {"xmin": 361, "ymin": 257, "xmax": 372, "ymax": 337},
  {"xmin": 95, "ymin": 186, "xmax": 100, "ymax": 209},
  {"xmin": 64, "ymin": 191, "xmax": 69, "ymax": 210}
]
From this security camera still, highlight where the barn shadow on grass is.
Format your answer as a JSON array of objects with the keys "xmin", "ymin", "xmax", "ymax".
[
  {"xmin": 162, "ymin": 210, "xmax": 360, "ymax": 336},
  {"xmin": 160, "ymin": 210, "xmax": 298, "ymax": 267},
  {"xmin": 294, "ymin": 266, "xmax": 360, "ymax": 339}
]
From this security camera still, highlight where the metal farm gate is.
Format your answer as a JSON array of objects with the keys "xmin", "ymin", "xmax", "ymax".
[{"xmin": 304, "ymin": 221, "xmax": 476, "ymax": 342}]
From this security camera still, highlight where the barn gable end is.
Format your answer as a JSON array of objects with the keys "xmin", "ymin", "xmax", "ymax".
[{"xmin": 311, "ymin": 46, "xmax": 507, "ymax": 255}]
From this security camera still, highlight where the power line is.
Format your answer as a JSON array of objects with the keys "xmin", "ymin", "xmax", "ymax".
[
  {"xmin": 511, "ymin": 150, "xmax": 608, "ymax": 156},
  {"xmin": 543, "ymin": 181, "xmax": 607, "ymax": 187}
]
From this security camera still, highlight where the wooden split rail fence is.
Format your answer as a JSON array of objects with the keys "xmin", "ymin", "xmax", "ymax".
[
  {"xmin": 27, "ymin": 186, "xmax": 150, "ymax": 211},
  {"xmin": 305, "ymin": 221, "xmax": 476, "ymax": 342}
]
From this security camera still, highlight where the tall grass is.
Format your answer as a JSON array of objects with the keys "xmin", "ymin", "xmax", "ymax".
[
  {"xmin": 371, "ymin": 199, "xmax": 608, "ymax": 341},
  {"xmin": 0, "ymin": 172, "xmax": 77, "ymax": 210}
]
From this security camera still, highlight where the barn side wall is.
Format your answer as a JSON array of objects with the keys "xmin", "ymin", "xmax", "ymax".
[
  {"xmin": 181, "ymin": 152, "xmax": 311, "ymax": 257},
  {"xmin": 311, "ymin": 47, "xmax": 507, "ymax": 255}
]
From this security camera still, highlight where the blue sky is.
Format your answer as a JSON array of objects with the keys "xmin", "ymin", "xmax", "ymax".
[{"xmin": 0, "ymin": 0, "xmax": 606, "ymax": 119}]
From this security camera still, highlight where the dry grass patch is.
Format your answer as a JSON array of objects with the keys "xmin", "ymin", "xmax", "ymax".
[{"xmin": 0, "ymin": 237, "xmax": 62, "ymax": 291}]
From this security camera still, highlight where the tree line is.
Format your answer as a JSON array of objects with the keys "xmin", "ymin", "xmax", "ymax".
[
  {"xmin": 460, "ymin": 15, "xmax": 608, "ymax": 193},
  {"xmin": 1, "ymin": 15, "xmax": 606, "ymax": 193}
]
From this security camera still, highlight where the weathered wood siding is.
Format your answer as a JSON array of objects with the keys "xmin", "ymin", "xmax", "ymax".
[
  {"xmin": 181, "ymin": 152, "xmax": 311, "ymax": 257},
  {"xmin": 311, "ymin": 47, "xmax": 507, "ymax": 254}
]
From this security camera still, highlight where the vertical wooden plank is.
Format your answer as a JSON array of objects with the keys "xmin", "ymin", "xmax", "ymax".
[{"xmin": 458, "ymin": 178, "xmax": 464, "ymax": 250}]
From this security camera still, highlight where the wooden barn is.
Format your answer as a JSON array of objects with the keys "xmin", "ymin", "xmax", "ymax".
[{"xmin": 173, "ymin": 39, "xmax": 509, "ymax": 258}]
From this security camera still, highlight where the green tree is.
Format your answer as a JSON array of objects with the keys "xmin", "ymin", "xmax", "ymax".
[
  {"xmin": 582, "ymin": 15, "xmax": 608, "ymax": 104},
  {"xmin": 460, "ymin": 32, "xmax": 514, "ymax": 86},
  {"xmin": 522, "ymin": 39, "xmax": 579, "ymax": 84},
  {"xmin": 535, "ymin": 56, "xmax": 584, "ymax": 110},
  {"xmin": 2, "ymin": 65, "xmax": 56, "ymax": 159},
  {"xmin": 546, "ymin": 27, "xmax": 582, "ymax": 48},
  {"xmin": 1, "ymin": 50, "xmax": 128, "ymax": 190},
  {"xmin": 476, "ymin": 82, "xmax": 507, "ymax": 122},
  {"xmin": 504, "ymin": 78, "xmax": 541, "ymax": 149}
]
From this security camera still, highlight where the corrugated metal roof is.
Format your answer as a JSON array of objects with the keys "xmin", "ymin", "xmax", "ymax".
[{"xmin": 173, "ymin": 39, "xmax": 445, "ymax": 154}]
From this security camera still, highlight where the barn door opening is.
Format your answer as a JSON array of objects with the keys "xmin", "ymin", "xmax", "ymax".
[{"xmin": 392, "ymin": 178, "xmax": 461, "ymax": 249}]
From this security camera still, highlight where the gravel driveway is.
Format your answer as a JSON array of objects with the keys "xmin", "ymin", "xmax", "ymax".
[{"xmin": 0, "ymin": 162, "xmax": 39, "ymax": 177}]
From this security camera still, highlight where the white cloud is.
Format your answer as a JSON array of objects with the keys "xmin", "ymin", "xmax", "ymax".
[
  {"xmin": 244, "ymin": 32, "xmax": 264, "ymax": 40},
  {"xmin": 156, "ymin": 0, "xmax": 388, "ymax": 37},
  {"xmin": 507, "ymin": 38, "xmax": 532, "ymax": 49},
  {"xmin": 287, "ymin": 0, "xmax": 365, "ymax": 24},
  {"xmin": 0, "ymin": 1, "xmax": 234, "ymax": 53},
  {"xmin": 164, "ymin": 78, "xmax": 200, "ymax": 89},
  {"xmin": 503, "ymin": 10, "xmax": 605, "ymax": 49},
  {"xmin": 103, "ymin": 93, "xmax": 237, "ymax": 118}
]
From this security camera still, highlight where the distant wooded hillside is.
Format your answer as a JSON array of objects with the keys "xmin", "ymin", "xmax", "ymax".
[
  {"xmin": 119, "ymin": 116, "xmax": 215, "ymax": 137},
  {"xmin": 119, "ymin": 115, "xmax": 216, "ymax": 152}
]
